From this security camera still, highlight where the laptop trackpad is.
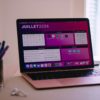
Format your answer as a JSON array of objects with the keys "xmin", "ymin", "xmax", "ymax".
[
  {"xmin": 58, "ymin": 76, "xmax": 100, "ymax": 87},
  {"xmin": 31, "ymin": 79, "xmax": 62, "ymax": 89}
]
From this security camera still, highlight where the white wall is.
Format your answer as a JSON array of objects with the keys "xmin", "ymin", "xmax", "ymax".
[{"xmin": 0, "ymin": 0, "xmax": 85, "ymax": 79}]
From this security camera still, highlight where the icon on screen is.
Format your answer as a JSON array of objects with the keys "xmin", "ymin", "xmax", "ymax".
[
  {"xmin": 85, "ymin": 61, "xmax": 89, "ymax": 65},
  {"xmin": 51, "ymin": 34, "xmax": 56, "ymax": 38},
  {"xmin": 60, "ymin": 35, "xmax": 64, "ymax": 39},
  {"xmin": 54, "ymin": 63, "xmax": 60, "ymax": 67},
  {"xmin": 47, "ymin": 63, "xmax": 52, "ymax": 67},
  {"xmin": 44, "ymin": 64, "xmax": 48, "ymax": 67},
  {"xmin": 30, "ymin": 64, "xmax": 33, "ymax": 68},
  {"xmin": 76, "ymin": 49, "xmax": 80, "ymax": 53},
  {"xmin": 37, "ymin": 64, "xmax": 41, "ymax": 68},
  {"xmin": 68, "ymin": 50, "xmax": 72, "ymax": 53},
  {"xmin": 73, "ymin": 49, "xmax": 76, "ymax": 53},
  {"xmin": 56, "ymin": 34, "xmax": 59, "ymax": 38},
  {"xmin": 33, "ymin": 64, "xmax": 36, "ymax": 68},
  {"xmin": 40, "ymin": 64, "xmax": 44, "ymax": 68},
  {"xmin": 26, "ymin": 64, "xmax": 30, "ymax": 68}
]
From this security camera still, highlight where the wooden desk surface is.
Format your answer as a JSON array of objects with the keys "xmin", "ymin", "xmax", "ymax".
[{"xmin": 0, "ymin": 76, "xmax": 100, "ymax": 100}]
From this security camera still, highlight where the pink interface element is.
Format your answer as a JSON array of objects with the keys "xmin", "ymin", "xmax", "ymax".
[
  {"xmin": 45, "ymin": 33, "xmax": 74, "ymax": 46},
  {"xmin": 61, "ymin": 48, "xmax": 89, "ymax": 61}
]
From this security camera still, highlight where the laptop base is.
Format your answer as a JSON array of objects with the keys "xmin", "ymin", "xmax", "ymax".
[{"xmin": 22, "ymin": 68, "xmax": 100, "ymax": 90}]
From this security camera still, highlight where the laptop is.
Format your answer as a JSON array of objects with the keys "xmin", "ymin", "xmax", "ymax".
[{"xmin": 16, "ymin": 18, "xmax": 100, "ymax": 89}]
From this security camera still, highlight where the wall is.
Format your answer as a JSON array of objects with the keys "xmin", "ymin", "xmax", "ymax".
[
  {"xmin": 0, "ymin": 1, "xmax": 3, "ymax": 40},
  {"xmin": 0, "ymin": 0, "xmax": 85, "ymax": 79}
]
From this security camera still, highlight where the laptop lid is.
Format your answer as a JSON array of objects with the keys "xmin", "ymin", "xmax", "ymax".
[{"xmin": 16, "ymin": 18, "xmax": 94, "ymax": 73}]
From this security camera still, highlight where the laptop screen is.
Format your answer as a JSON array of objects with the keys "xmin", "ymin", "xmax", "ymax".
[{"xmin": 17, "ymin": 18, "xmax": 94, "ymax": 72}]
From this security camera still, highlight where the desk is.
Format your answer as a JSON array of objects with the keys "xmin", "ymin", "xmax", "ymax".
[{"xmin": 0, "ymin": 76, "xmax": 100, "ymax": 100}]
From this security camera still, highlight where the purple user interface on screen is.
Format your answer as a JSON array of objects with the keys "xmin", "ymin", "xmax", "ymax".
[{"xmin": 19, "ymin": 21, "xmax": 92, "ymax": 69}]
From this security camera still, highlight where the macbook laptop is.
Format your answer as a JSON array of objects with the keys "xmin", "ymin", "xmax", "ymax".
[{"xmin": 16, "ymin": 18, "xmax": 100, "ymax": 89}]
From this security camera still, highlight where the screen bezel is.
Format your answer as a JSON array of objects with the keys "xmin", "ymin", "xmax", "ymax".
[{"xmin": 16, "ymin": 18, "xmax": 94, "ymax": 73}]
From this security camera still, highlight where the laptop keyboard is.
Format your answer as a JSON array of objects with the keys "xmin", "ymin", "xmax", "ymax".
[{"xmin": 27, "ymin": 69, "xmax": 100, "ymax": 80}]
